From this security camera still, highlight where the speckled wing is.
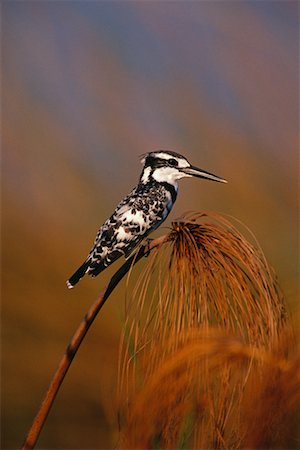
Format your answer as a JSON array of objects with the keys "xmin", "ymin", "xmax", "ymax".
[
  {"xmin": 67, "ymin": 182, "xmax": 173, "ymax": 287},
  {"xmin": 86, "ymin": 184, "xmax": 170, "ymax": 276}
]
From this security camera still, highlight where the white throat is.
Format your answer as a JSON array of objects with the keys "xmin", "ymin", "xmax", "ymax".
[{"xmin": 152, "ymin": 167, "xmax": 188, "ymax": 189}]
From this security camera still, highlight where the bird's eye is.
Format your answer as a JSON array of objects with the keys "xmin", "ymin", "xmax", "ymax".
[{"xmin": 168, "ymin": 158, "xmax": 178, "ymax": 167}]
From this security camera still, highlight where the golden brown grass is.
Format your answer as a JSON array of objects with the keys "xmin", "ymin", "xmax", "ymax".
[{"xmin": 117, "ymin": 211, "xmax": 297, "ymax": 449}]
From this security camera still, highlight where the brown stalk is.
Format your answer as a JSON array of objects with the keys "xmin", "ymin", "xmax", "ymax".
[{"xmin": 22, "ymin": 234, "xmax": 169, "ymax": 450}]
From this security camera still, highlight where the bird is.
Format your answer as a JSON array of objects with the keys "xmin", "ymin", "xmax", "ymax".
[{"xmin": 67, "ymin": 150, "xmax": 227, "ymax": 288}]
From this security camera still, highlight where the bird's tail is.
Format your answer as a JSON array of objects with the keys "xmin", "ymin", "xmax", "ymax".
[{"xmin": 66, "ymin": 260, "xmax": 89, "ymax": 289}]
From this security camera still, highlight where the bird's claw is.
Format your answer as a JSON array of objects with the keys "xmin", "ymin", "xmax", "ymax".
[{"xmin": 144, "ymin": 238, "xmax": 153, "ymax": 257}]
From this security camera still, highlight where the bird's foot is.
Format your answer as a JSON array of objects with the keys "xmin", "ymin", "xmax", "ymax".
[{"xmin": 144, "ymin": 238, "xmax": 153, "ymax": 257}]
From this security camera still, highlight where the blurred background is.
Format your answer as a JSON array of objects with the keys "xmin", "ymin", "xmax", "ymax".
[{"xmin": 2, "ymin": 1, "xmax": 298, "ymax": 448}]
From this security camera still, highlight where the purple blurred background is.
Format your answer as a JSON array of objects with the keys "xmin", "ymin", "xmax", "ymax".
[{"xmin": 2, "ymin": 2, "xmax": 299, "ymax": 448}]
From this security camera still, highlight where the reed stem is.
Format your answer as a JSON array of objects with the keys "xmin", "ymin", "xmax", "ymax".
[{"xmin": 22, "ymin": 235, "xmax": 169, "ymax": 450}]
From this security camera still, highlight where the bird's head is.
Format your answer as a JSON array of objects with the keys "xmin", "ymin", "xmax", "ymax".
[{"xmin": 140, "ymin": 150, "xmax": 227, "ymax": 187}]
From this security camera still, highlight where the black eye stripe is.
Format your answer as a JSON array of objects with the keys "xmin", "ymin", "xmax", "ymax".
[
  {"xmin": 168, "ymin": 158, "xmax": 178, "ymax": 166},
  {"xmin": 145, "ymin": 156, "xmax": 156, "ymax": 167},
  {"xmin": 145, "ymin": 156, "xmax": 180, "ymax": 168}
]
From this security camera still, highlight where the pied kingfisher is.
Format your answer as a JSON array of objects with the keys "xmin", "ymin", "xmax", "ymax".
[{"xmin": 67, "ymin": 150, "xmax": 226, "ymax": 288}]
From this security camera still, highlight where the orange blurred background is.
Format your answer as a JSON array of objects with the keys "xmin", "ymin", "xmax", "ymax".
[{"xmin": 2, "ymin": 2, "xmax": 298, "ymax": 448}]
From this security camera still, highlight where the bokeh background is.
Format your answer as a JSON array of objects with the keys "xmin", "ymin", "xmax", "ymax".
[{"xmin": 2, "ymin": 1, "xmax": 299, "ymax": 449}]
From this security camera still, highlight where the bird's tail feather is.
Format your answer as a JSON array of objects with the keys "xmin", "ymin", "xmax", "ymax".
[
  {"xmin": 88, "ymin": 250, "xmax": 123, "ymax": 277},
  {"xmin": 66, "ymin": 261, "xmax": 89, "ymax": 289},
  {"xmin": 88, "ymin": 263, "xmax": 106, "ymax": 277}
]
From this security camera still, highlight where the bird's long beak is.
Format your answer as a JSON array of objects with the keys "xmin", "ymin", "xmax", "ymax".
[{"xmin": 180, "ymin": 165, "xmax": 227, "ymax": 183}]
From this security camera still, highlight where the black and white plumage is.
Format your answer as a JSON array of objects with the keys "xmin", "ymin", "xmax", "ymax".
[{"xmin": 67, "ymin": 150, "xmax": 226, "ymax": 288}]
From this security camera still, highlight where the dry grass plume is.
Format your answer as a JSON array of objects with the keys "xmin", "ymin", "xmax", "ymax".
[{"xmin": 117, "ymin": 211, "xmax": 297, "ymax": 449}]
